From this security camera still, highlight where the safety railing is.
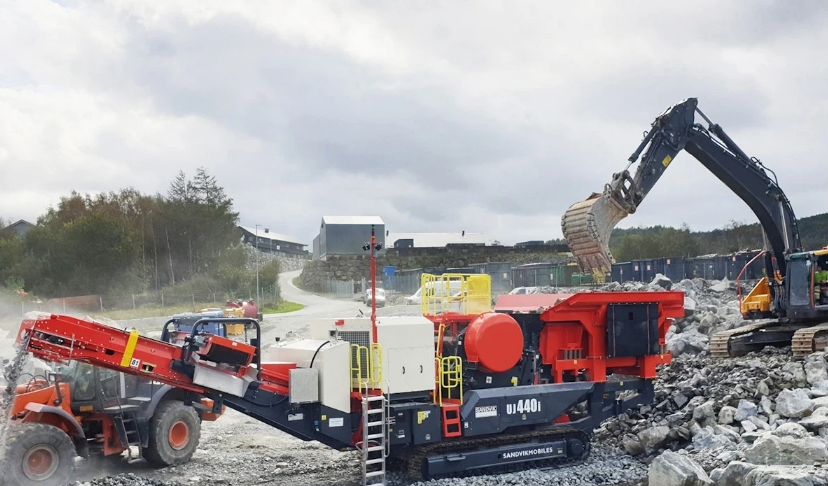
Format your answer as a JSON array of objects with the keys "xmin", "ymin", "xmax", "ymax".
[
  {"xmin": 351, "ymin": 343, "xmax": 384, "ymax": 395},
  {"xmin": 369, "ymin": 343, "xmax": 383, "ymax": 387},
  {"xmin": 421, "ymin": 273, "xmax": 491, "ymax": 316},
  {"xmin": 434, "ymin": 356, "xmax": 463, "ymax": 406},
  {"xmin": 351, "ymin": 344, "xmax": 369, "ymax": 395}
]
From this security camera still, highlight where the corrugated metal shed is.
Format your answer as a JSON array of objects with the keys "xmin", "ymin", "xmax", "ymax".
[{"xmin": 317, "ymin": 216, "xmax": 385, "ymax": 260}]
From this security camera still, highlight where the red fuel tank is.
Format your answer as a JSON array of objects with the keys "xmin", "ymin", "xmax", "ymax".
[{"xmin": 464, "ymin": 312, "xmax": 524, "ymax": 373}]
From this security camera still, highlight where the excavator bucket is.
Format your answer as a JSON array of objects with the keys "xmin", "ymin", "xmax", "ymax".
[{"xmin": 561, "ymin": 192, "xmax": 630, "ymax": 273}]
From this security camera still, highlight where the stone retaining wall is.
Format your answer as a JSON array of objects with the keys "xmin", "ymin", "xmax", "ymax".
[{"xmin": 300, "ymin": 245, "xmax": 571, "ymax": 292}]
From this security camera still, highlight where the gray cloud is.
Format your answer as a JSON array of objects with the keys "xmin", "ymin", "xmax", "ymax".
[{"xmin": 1, "ymin": 1, "xmax": 827, "ymax": 246}]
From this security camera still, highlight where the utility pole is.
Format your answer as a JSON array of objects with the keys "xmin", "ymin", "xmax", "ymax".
[
  {"xmin": 363, "ymin": 225, "xmax": 383, "ymax": 343},
  {"xmin": 255, "ymin": 224, "xmax": 261, "ymax": 305}
]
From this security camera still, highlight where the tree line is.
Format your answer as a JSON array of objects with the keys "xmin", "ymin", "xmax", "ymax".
[
  {"xmin": 0, "ymin": 168, "xmax": 279, "ymax": 302},
  {"xmin": 607, "ymin": 213, "xmax": 827, "ymax": 263}
]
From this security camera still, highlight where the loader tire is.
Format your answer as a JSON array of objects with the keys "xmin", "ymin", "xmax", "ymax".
[
  {"xmin": 143, "ymin": 400, "xmax": 200, "ymax": 467},
  {"xmin": 3, "ymin": 423, "xmax": 75, "ymax": 486}
]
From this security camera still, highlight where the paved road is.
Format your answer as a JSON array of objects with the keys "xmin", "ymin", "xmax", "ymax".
[{"xmin": 259, "ymin": 270, "xmax": 365, "ymax": 344}]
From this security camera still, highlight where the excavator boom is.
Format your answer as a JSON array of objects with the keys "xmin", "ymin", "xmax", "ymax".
[
  {"xmin": 562, "ymin": 98, "xmax": 800, "ymax": 283},
  {"xmin": 561, "ymin": 97, "xmax": 828, "ymax": 360}
]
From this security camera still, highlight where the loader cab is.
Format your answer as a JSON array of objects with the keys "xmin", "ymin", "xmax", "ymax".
[
  {"xmin": 785, "ymin": 251, "xmax": 828, "ymax": 318},
  {"xmin": 60, "ymin": 361, "xmax": 147, "ymax": 414}
]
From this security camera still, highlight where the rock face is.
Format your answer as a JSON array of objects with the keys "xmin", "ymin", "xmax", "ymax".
[
  {"xmin": 744, "ymin": 434, "xmax": 828, "ymax": 465},
  {"xmin": 649, "ymin": 450, "xmax": 713, "ymax": 486}
]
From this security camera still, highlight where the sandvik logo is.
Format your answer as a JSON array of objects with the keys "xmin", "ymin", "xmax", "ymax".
[{"xmin": 474, "ymin": 405, "xmax": 497, "ymax": 418}]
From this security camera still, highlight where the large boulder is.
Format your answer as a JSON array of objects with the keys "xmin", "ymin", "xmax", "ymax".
[
  {"xmin": 745, "ymin": 466, "xmax": 828, "ymax": 486},
  {"xmin": 649, "ymin": 450, "xmax": 713, "ymax": 486},
  {"xmin": 745, "ymin": 434, "xmax": 828, "ymax": 465},
  {"xmin": 668, "ymin": 329, "xmax": 710, "ymax": 357},
  {"xmin": 774, "ymin": 422, "xmax": 810, "ymax": 439},
  {"xmin": 734, "ymin": 399, "xmax": 759, "ymax": 422},
  {"xmin": 718, "ymin": 405, "xmax": 737, "ymax": 425},
  {"xmin": 799, "ymin": 415, "xmax": 828, "ymax": 430},
  {"xmin": 716, "ymin": 461, "xmax": 758, "ymax": 486},
  {"xmin": 651, "ymin": 273, "xmax": 673, "ymax": 290},
  {"xmin": 776, "ymin": 389, "xmax": 815, "ymax": 418},
  {"xmin": 709, "ymin": 280, "xmax": 731, "ymax": 293},
  {"xmin": 693, "ymin": 400, "xmax": 717, "ymax": 422},
  {"xmin": 638, "ymin": 425, "xmax": 671, "ymax": 451},
  {"xmin": 693, "ymin": 427, "xmax": 737, "ymax": 450},
  {"xmin": 805, "ymin": 355, "xmax": 828, "ymax": 385},
  {"xmin": 684, "ymin": 296, "xmax": 697, "ymax": 317}
]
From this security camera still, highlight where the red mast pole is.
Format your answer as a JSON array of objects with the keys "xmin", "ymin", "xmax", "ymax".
[{"xmin": 370, "ymin": 224, "xmax": 377, "ymax": 343}]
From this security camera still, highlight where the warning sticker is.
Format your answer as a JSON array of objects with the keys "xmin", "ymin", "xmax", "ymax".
[{"xmin": 329, "ymin": 417, "xmax": 344, "ymax": 427}]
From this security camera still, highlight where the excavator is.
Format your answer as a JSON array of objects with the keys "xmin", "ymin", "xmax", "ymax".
[{"xmin": 561, "ymin": 97, "xmax": 828, "ymax": 358}]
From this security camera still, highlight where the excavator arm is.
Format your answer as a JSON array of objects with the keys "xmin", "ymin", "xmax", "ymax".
[{"xmin": 562, "ymin": 98, "xmax": 801, "ymax": 288}]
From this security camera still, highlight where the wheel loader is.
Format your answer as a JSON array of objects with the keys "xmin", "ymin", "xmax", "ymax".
[{"xmin": 1, "ymin": 313, "xmax": 245, "ymax": 486}]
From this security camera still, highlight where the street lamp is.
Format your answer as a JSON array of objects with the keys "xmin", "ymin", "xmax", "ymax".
[
  {"xmin": 362, "ymin": 224, "xmax": 383, "ymax": 343},
  {"xmin": 254, "ymin": 224, "xmax": 268, "ymax": 305}
]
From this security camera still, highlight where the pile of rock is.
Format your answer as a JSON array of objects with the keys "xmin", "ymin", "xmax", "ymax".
[{"xmin": 597, "ymin": 343, "xmax": 828, "ymax": 484}]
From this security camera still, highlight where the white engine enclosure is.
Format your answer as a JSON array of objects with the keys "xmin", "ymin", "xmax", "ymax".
[
  {"xmin": 310, "ymin": 316, "xmax": 435, "ymax": 395},
  {"xmin": 267, "ymin": 339, "xmax": 350, "ymax": 413}
]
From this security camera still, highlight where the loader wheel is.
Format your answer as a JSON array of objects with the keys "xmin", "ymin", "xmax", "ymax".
[
  {"xmin": 143, "ymin": 400, "xmax": 200, "ymax": 466},
  {"xmin": 3, "ymin": 423, "xmax": 75, "ymax": 486}
]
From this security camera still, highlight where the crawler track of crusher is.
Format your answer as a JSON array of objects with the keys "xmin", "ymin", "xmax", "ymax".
[{"xmin": 406, "ymin": 428, "xmax": 590, "ymax": 481}]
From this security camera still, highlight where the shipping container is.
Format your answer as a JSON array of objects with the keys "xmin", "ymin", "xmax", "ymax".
[
  {"xmin": 688, "ymin": 256, "xmax": 724, "ymax": 280},
  {"xmin": 512, "ymin": 263, "xmax": 552, "ymax": 288},
  {"xmin": 660, "ymin": 256, "xmax": 686, "ymax": 282},
  {"xmin": 627, "ymin": 261, "xmax": 644, "ymax": 282},
  {"xmin": 571, "ymin": 273, "xmax": 594, "ymax": 286},
  {"xmin": 471, "ymin": 262, "xmax": 513, "ymax": 293},
  {"xmin": 725, "ymin": 251, "xmax": 766, "ymax": 281},
  {"xmin": 611, "ymin": 262, "xmax": 633, "ymax": 283}
]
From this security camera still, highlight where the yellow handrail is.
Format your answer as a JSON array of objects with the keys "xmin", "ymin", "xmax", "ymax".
[
  {"xmin": 350, "ymin": 344, "xmax": 369, "ymax": 395},
  {"xmin": 435, "ymin": 356, "xmax": 463, "ymax": 406},
  {"xmin": 369, "ymin": 343, "xmax": 383, "ymax": 388}
]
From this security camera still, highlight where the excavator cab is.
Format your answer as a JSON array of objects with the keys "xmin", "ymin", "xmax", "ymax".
[{"xmin": 786, "ymin": 251, "xmax": 828, "ymax": 318}]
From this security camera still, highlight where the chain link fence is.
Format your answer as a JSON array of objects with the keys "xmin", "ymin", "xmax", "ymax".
[
  {"xmin": 14, "ymin": 284, "xmax": 281, "ymax": 318},
  {"xmin": 322, "ymin": 279, "xmax": 357, "ymax": 297}
]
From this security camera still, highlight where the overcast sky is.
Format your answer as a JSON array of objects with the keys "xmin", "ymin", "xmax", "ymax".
[{"xmin": 1, "ymin": 1, "xmax": 826, "ymax": 246}]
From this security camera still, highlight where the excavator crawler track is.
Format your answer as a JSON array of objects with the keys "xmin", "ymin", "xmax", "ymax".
[
  {"xmin": 406, "ymin": 427, "xmax": 590, "ymax": 481},
  {"xmin": 710, "ymin": 322, "xmax": 776, "ymax": 358},
  {"xmin": 791, "ymin": 323, "xmax": 828, "ymax": 358},
  {"xmin": 712, "ymin": 321, "xmax": 828, "ymax": 359}
]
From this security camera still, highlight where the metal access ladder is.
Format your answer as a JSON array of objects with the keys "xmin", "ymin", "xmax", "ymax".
[{"xmin": 361, "ymin": 394, "xmax": 388, "ymax": 485}]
